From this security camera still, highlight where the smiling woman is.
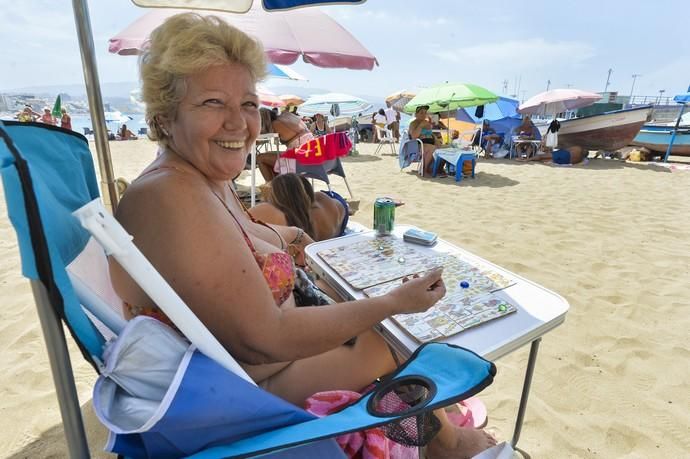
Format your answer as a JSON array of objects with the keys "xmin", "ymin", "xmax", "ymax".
[{"xmin": 108, "ymin": 12, "xmax": 495, "ymax": 458}]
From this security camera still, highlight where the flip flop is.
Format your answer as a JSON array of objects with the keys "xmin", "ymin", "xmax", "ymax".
[{"xmin": 445, "ymin": 396, "xmax": 488, "ymax": 429}]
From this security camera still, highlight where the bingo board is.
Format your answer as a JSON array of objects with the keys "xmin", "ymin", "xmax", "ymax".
[
  {"xmin": 317, "ymin": 238, "xmax": 518, "ymax": 343},
  {"xmin": 390, "ymin": 294, "xmax": 517, "ymax": 343},
  {"xmin": 317, "ymin": 237, "xmax": 440, "ymax": 290}
]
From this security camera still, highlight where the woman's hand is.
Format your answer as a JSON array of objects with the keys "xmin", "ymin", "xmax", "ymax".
[
  {"xmin": 287, "ymin": 228, "xmax": 314, "ymax": 267},
  {"xmin": 387, "ymin": 268, "xmax": 446, "ymax": 314}
]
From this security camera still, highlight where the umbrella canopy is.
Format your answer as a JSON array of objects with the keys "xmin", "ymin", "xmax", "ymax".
[
  {"xmin": 518, "ymin": 89, "xmax": 601, "ymax": 115},
  {"xmin": 131, "ymin": 0, "xmax": 365, "ymax": 13},
  {"xmin": 51, "ymin": 95, "xmax": 62, "ymax": 119},
  {"xmin": 403, "ymin": 82, "xmax": 498, "ymax": 114},
  {"xmin": 279, "ymin": 94, "xmax": 305, "ymax": 106},
  {"xmin": 267, "ymin": 63, "xmax": 306, "ymax": 80},
  {"xmin": 385, "ymin": 89, "xmax": 416, "ymax": 112},
  {"xmin": 109, "ymin": 4, "xmax": 378, "ymax": 70},
  {"xmin": 455, "ymin": 96, "xmax": 519, "ymax": 123},
  {"xmin": 257, "ymin": 85, "xmax": 285, "ymax": 108},
  {"xmin": 299, "ymin": 93, "xmax": 372, "ymax": 116}
]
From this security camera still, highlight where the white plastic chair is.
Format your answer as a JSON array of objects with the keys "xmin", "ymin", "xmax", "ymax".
[{"xmin": 374, "ymin": 125, "xmax": 397, "ymax": 155}]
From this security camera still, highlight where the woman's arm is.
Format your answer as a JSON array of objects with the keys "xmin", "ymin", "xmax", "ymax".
[{"xmin": 409, "ymin": 120, "xmax": 423, "ymax": 139}]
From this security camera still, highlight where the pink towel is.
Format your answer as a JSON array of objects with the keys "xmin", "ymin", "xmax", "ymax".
[{"xmin": 304, "ymin": 390, "xmax": 418, "ymax": 459}]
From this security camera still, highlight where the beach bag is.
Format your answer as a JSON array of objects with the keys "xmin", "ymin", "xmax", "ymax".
[{"xmin": 545, "ymin": 131, "xmax": 558, "ymax": 149}]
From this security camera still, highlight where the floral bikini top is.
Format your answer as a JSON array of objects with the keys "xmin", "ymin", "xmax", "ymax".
[{"xmin": 125, "ymin": 166, "xmax": 295, "ymax": 326}]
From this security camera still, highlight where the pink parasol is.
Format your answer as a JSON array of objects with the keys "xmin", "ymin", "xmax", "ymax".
[
  {"xmin": 108, "ymin": 4, "xmax": 378, "ymax": 70},
  {"xmin": 518, "ymin": 89, "xmax": 602, "ymax": 115},
  {"xmin": 257, "ymin": 85, "xmax": 286, "ymax": 108}
]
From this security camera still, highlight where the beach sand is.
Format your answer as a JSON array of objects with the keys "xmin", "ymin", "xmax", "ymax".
[{"xmin": 1, "ymin": 139, "xmax": 689, "ymax": 457}]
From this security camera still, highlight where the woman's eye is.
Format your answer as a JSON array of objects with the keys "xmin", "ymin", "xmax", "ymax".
[
  {"xmin": 243, "ymin": 101, "xmax": 259, "ymax": 108},
  {"xmin": 204, "ymin": 99, "xmax": 223, "ymax": 106}
]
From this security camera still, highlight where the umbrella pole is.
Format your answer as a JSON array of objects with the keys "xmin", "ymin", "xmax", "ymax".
[
  {"xmin": 663, "ymin": 104, "xmax": 686, "ymax": 162},
  {"xmin": 72, "ymin": 0, "xmax": 119, "ymax": 212}
]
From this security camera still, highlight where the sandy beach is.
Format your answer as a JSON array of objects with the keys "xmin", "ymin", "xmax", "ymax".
[{"xmin": 1, "ymin": 139, "xmax": 689, "ymax": 458}]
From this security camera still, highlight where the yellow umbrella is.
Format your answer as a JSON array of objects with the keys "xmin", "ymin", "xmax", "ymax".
[
  {"xmin": 385, "ymin": 90, "xmax": 416, "ymax": 111},
  {"xmin": 279, "ymin": 94, "xmax": 305, "ymax": 106}
]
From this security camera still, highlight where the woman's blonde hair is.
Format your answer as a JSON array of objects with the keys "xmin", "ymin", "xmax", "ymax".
[{"xmin": 139, "ymin": 13, "xmax": 267, "ymax": 146}]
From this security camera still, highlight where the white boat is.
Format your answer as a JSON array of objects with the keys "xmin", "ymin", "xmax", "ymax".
[{"xmin": 537, "ymin": 106, "xmax": 653, "ymax": 151}]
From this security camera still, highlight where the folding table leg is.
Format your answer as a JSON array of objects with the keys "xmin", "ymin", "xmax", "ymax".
[{"xmin": 511, "ymin": 338, "xmax": 541, "ymax": 448}]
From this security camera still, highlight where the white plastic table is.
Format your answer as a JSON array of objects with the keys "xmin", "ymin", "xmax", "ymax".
[{"xmin": 305, "ymin": 225, "xmax": 569, "ymax": 447}]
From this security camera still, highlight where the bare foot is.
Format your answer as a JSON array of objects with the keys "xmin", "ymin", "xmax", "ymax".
[{"xmin": 425, "ymin": 426, "xmax": 497, "ymax": 459}]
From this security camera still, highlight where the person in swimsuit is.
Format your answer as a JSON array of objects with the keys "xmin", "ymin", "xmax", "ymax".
[
  {"xmin": 408, "ymin": 105, "xmax": 439, "ymax": 175},
  {"xmin": 40, "ymin": 107, "xmax": 56, "ymax": 125},
  {"xmin": 256, "ymin": 109, "xmax": 315, "ymax": 181},
  {"xmin": 249, "ymin": 173, "xmax": 348, "ymax": 241},
  {"xmin": 310, "ymin": 113, "xmax": 329, "ymax": 137},
  {"xmin": 521, "ymin": 145, "xmax": 588, "ymax": 165},
  {"xmin": 108, "ymin": 13, "xmax": 495, "ymax": 458}
]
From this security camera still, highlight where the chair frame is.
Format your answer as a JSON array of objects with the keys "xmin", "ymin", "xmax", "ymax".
[{"xmin": 373, "ymin": 125, "xmax": 398, "ymax": 156}]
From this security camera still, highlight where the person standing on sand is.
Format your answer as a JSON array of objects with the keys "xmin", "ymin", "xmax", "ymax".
[
  {"xmin": 60, "ymin": 108, "xmax": 72, "ymax": 131},
  {"xmin": 40, "ymin": 107, "xmax": 56, "ymax": 125}
]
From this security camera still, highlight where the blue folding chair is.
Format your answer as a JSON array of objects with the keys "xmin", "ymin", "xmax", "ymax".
[{"xmin": 0, "ymin": 120, "xmax": 496, "ymax": 458}]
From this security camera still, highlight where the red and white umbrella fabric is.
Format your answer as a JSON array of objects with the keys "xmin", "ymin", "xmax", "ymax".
[
  {"xmin": 257, "ymin": 85, "xmax": 285, "ymax": 108},
  {"xmin": 518, "ymin": 89, "xmax": 602, "ymax": 115},
  {"xmin": 109, "ymin": 4, "xmax": 378, "ymax": 70}
]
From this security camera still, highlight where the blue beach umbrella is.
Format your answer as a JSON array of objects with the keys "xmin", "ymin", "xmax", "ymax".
[
  {"xmin": 663, "ymin": 86, "xmax": 690, "ymax": 162},
  {"xmin": 455, "ymin": 96, "xmax": 520, "ymax": 123},
  {"xmin": 131, "ymin": 0, "xmax": 366, "ymax": 12}
]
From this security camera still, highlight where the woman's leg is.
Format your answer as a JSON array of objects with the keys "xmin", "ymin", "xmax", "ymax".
[
  {"xmin": 423, "ymin": 144, "xmax": 436, "ymax": 174},
  {"xmin": 260, "ymin": 329, "xmax": 496, "ymax": 457}
]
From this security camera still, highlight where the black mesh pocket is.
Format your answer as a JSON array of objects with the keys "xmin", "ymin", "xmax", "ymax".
[{"xmin": 366, "ymin": 376, "xmax": 441, "ymax": 447}]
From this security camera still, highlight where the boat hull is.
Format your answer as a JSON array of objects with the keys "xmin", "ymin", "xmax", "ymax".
[
  {"xmin": 556, "ymin": 106, "xmax": 652, "ymax": 151},
  {"xmin": 632, "ymin": 126, "xmax": 690, "ymax": 156}
]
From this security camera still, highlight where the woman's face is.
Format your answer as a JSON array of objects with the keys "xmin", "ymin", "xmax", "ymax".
[
  {"xmin": 415, "ymin": 108, "xmax": 427, "ymax": 121},
  {"xmin": 165, "ymin": 62, "xmax": 260, "ymax": 181}
]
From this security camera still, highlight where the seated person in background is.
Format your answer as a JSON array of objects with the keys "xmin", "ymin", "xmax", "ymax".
[
  {"xmin": 16, "ymin": 106, "xmax": 41, "ymax": 122},
  {"xmin": 372, "ymin": 108, "xmax": 387, "ymax": 143},
  {"xmin": 479, "ymin": 120, "xmax": 503, "ymax": 158},
  {"xmin": 118, "ymin": 123, "xmax": 138, "ymax": 140},
  {"xmin": 515, "ymin": 115, "xmax": 538, "ymax": 157},
  {"xmin": 256, "ymin": 108, "xmax": 315, "ymax": 180},
  {"xmin": 110, "ymin": 14, "xmax": 495, "ymax": 458},
  {"xmin": 41, "ymin": 107, "xmax": 57, "ymax": 125},
  {"xmin": 522, "ymin": 145, "xmax": 588, "ymax": 165},
  {"xmin": 310, "ymin": 113, "xmax": 329, "ymax": 137},
  {"xmin": 409, "ymin": 105, "xmax": 438, "ymax": 175},
  {"xmin": 249, "ymin": 173, "xmax": 348, "ymax": 241}
]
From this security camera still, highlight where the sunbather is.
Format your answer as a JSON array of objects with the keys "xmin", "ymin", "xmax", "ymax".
[
  {"xmin": 520, "ymin": 145, "xmax": 588, "ymax": 165},
  {"xmin": 409, "ymin": 105, "xmax": 438, "ymax": 174},
  {"xmin": 249, "ymin": 173, "xmax": 348, "ymax": 241},
  {"xmin": 515, "ymin": 116, "xmax": 538, "ymax": 157},
  {"xmin": 109, "ymin": 13, "xmax": 495, "ymax": 458},
  {"xmin": 480, "ymin": 120, "xmax": 503, "ymax": 158}
]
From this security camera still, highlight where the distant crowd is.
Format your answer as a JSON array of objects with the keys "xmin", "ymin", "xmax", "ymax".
[{"xmin": 15, "ymin": 105, "xmax": 72, "ymax": 131}]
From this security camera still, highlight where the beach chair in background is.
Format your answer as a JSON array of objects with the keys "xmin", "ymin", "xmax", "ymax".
[
  {"xmin": 296, "ymin": 157, "xmax": 355, "ymax": 199},
  {"xmin": 373, "ymin": 125, "xmax": 398, "ymax": 155},
  {"xmin": 0, "ymin": 120, "xmax": 497, "ymax": 458},
  {"xmin": 398, "ymin": 129, "xmax": 425, "ymax": 176}
]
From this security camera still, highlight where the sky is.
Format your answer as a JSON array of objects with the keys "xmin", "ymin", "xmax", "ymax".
[{"xmin": 1, "ymin": 0, "xmax": 689, "ymax": 104}]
